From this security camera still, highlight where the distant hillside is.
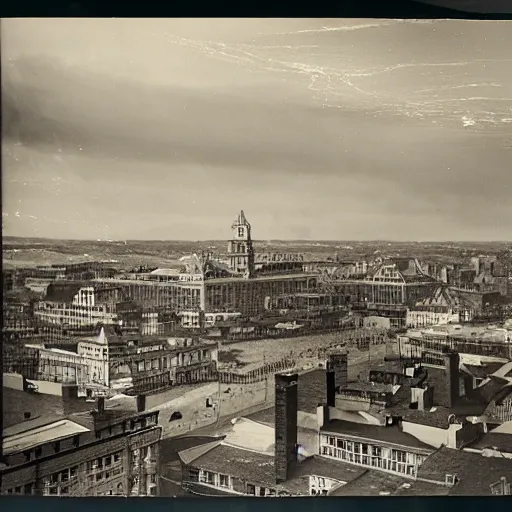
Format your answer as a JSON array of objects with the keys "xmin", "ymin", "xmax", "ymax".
[{"xmin": 3, "ymin": 236, "xmax": 509, "ymax": 270}]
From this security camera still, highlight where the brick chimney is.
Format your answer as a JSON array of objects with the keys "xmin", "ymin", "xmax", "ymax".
[
  {"xmin": 443, "ymin": 351, "xmax": 460, "ymax": 408},
  {"xmin": 274, "ymin": 373, "xmax": 298, "ymax": 484},
  {"xmin": 136, "ymin": 394, "xmax": 146, "ymax": 413},
  {"xmin": 97, "ymin": 397, "xmax": 105, "ymax": 415},
  {"xmin": 326, "ymin": 352, "xmax": 348, "ymax": 398},
  {"xmin": 326, "ymin": 370, "xmax": 336, "ymax": 407}
]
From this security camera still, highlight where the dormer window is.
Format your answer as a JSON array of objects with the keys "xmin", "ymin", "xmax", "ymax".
[
  {"xmin": 445, "ymin": 473, "xmax": 458, "ymax": 486},
  {"xmin": 238, "ymin": 227, "xmax": 244, "ymax": 237}
]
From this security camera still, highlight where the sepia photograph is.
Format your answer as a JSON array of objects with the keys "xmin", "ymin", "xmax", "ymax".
[{"xmin": 1, "ymin": 14, "xmax": 512, "ymax": 498}]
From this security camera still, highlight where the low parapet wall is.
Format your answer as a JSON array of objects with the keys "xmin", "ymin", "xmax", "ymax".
[{"xmin": 3, "ymin": 372, "xmax": 24, "ymax": 391}]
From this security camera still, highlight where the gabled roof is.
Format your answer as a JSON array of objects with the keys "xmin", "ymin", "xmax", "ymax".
[
  {"xmin": 461, "ymin": 363, "xmax": 505, "ymax": 380},
  {"xmin": 474, "ymin": 376, "xmax": 511, "ymax": 404},
  {"xmin": 182, "ymin": 443, "xmax": 276, "ymax": 487},
  {"xmin": 178, "ymin": 440, "xmax": 222, "ymax": 465},
  {"xmin": 417, "ymin": 446, "xmax": 512, "ymax": 495},
  {"xmin": 331, "ymin": 470, "xmax": 449, "ymax": 496}
]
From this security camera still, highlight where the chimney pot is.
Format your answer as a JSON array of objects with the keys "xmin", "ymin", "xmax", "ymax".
[{"xmin": 443, "ymin": 351, "xmax": 460, "ymax": 408}]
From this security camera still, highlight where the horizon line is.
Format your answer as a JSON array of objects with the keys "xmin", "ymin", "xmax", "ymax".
[{"xmin": 3, "ymin": 235, "xmax": 512, "ymax": 245}]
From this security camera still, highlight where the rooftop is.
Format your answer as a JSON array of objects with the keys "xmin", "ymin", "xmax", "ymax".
[
  {"xmin": 44, "ymin": 282, "xmax": 84, "ymax": 302},
  {"xmin": 321, "ymin": 419, "xmax": 433, "ymax": 452},
  {"xmin": 182, "ymin": 442, "xmax": 276, "ymax": 488},
  {"xmin": 417, "ymin": 446, "xmax": 512, "ymax": 495},
  {"xmin": 331, "ymin": 470, "xmax": 449, "ymax": 496},
  {"xmin": 462, "ymin": 362, "xmax": 505, "ymax": 380},
  {"xmin": 3, "ymin": 419, "xmax": 90, "ymax": 455},
  {"xmin": 178, "ymin": 436, "xmax": 366, "ymax": 495},
  {"xmin": 205, "ymin": 272, "xmax": 317, "ymax": 285},
  {"xmin": 469, "ymin": 431, "xmax": 512, "ymax": 453},
  {"xmin": 2, "ymin": 387, "xmax": 93, "ymax": 429},
  {"xmin": 385, "ymin": 405, "xmax": 486, "ymax": 429}
]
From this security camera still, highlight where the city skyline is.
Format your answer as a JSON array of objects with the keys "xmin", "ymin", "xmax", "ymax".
[{"xmin": 3, "ymin": 18, "xmax": 512, "ymax": 242}]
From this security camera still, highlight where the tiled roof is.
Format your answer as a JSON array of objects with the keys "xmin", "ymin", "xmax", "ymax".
[
  {"xmin": 417, "ymin": 446, "xmax": 512, "ymax": 495},
  {"xmin": 290, "ymin": 455, "xmax": 365, "ymax": 483},
  {"xmin": 395, "ymin": 403, "xmax": 486, "ymax": 429},
  {"xmin": 331, "ymin": 470, "xmax": 448, "ymax": 496},
  {"xmin": 178, "ymin": 440, "xmax": 222, "ymax": 465},
  {"xmin": 470, "ymin": 432, "xmax": 512, "ymax": 453},
  {"xmin": 184, "ymin": 443, "xmax": 276, "ymax": 487},
  {"xmin": 321, "ymin": 420, "xmax": 433, "ymax": 452}
]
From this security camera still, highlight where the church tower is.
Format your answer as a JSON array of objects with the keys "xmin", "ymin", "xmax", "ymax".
[{"xmin": 228, "ymin": 210, "xmax": 254, "ymax": 278}]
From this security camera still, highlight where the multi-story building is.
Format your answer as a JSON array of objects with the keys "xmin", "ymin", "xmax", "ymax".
[
  {"xmin": 406, "ymin": 286, "xmax": 461, "ymax": 328},
  {"xmin": 178, "ymin": 359, "xmax": 512, "ymax": 497},
  {"xmin": 402, "ymin": 324, "xmax": 512, "ymax": 363},
  {"xmin": 33, "ymin": 282, "xmax": 120, "ymax": 327},
  {"xmin": 320, "ymin": 259, "xmax": 438, "ymax": 328},
  {"xmin": 1, "ymin": 398, "xmax": 162, "ymax": 497},
  {"xmin": 9, "ymin": 326, "xmax": 220, "ymax": 396}
]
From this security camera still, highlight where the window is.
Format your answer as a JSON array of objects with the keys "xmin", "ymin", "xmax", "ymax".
[
  {"xmin": 219, "ymin": 474, "xmax": 230, "ymax": 488},
  {"xmin": 188, "ymin": 469, "xmax": 199, "ymax": 482},
  {"xmin": 238, "ymin": 227, "xmax": 244, "ymax": 237},
  {"xmin": 199, "ymin": 470, "xmax": 214, "ymax": 484},
  {"xmin": 247, "ymin": 484, "xmax": 256, "ymax": 495}
]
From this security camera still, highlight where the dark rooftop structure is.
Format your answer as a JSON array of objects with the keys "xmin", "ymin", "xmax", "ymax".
[
  {"xmin": 469, "ymin": 432, "xmax": 512, "ymax": 453},
  {"xmin": 44, "ymin": 282, "xmax": 86, "ymax": 302},
  {"xmin": 463, "ymin": 363, "xmax": 504, "ymax": 380}
]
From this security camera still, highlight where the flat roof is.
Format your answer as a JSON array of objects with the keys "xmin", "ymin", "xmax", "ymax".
[
  {"xmin": 205, "ymin": 273, "xmax": 317, "ymax": 285},
  {"xmin": 3, "ymin": 419, "xmax": 90, "ymax": 455}
]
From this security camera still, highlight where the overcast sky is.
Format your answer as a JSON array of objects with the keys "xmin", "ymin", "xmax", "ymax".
[{"xmin": 2, "ymin": 18, "xmax": 512, "ymax": 241}]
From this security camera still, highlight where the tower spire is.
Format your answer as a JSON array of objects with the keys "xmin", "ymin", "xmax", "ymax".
[{"xmin": 228, "ymin": 210, "xmax": 254, "ymax": 278}]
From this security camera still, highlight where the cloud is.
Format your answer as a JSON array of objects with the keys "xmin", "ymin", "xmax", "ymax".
[{"xmin": 3, "ymin": 55, "xmax": 511, "ymax": 241}]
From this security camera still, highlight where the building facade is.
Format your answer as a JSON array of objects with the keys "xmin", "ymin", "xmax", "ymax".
[{"xmin": 1, "ymin": 405, "xmax": 162, "ymax": 497}]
